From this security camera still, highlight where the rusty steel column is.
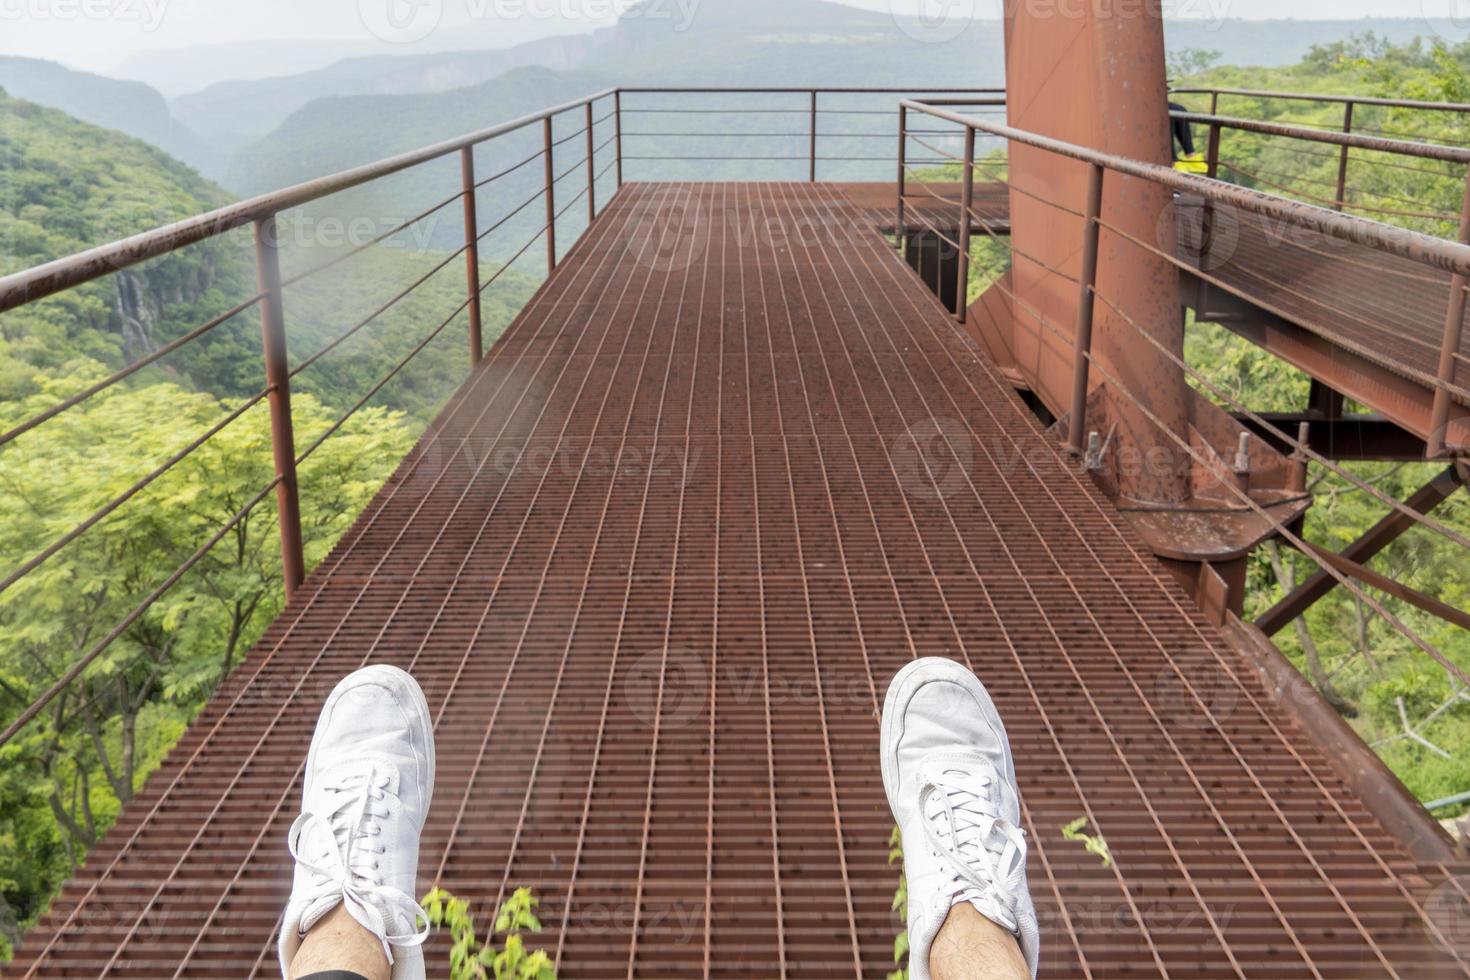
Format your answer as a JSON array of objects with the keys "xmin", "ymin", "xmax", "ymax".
[
  {"xmin": 1428, "ymin": 163, "xmax": 1470, "ymax": 458},
  {"xmin": 1335, "ymin": 101, "xmax": 1355, "ymax": 212},
  {"xmin": 253, "ymin": 216, "xmax": 307, "ymax": 600},
  {"xmin": 544, "ymin": 116, "xmax": 557, "ymax": 274},
  {"xmin": 956, "ymin": 125, "xmax": 976, "ymax": 324},
  {"xmin": 1002, "ymin": 0, "xmax": 1191, "ymax": 503},
  {"xmin": 460, "ymin": 147, "xmax": 484, "ymax": 366}
]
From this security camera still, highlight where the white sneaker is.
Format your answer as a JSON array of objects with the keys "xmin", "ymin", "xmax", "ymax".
[
  {"xmin": 881, "ymin": 657, "xmax": 1040, "ymax": 979},
  {"xmin": 278, "ymin": 665, "xmax": 435, "ymax": 980}
]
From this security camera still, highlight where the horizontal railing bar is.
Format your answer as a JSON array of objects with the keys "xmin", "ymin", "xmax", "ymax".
[
  {"xmin": 619, "ymin": 86, "xmax": 1005, "ymax": 94},
  {"xmin": 1171, "ymin": 85, "xmax": 1470, "ymax": 114},
  {"xmin": 0, "ymin": 473, "xmax": 284, "ymax": 748},
  {"xmin": 0, "ymin": 292, "xmax": 264, "ymax": 449},
  {"xmin": 289, "ymin": 245, "xmax": 470, "ymax": 379},
  {"xmin": 0, "ymin": 386, "xmax": 274, "ymax": 599},
  {"xmin": 905, "ymin": 99, "xmax": 1470, "ymax": 279},
  {"xmin": 0, "ymin": 89, "xmax": 616, "ymax": 313},
  {"xmin": 1173, "ymin": 111, "xmax": 1470, "ymax": 164}
]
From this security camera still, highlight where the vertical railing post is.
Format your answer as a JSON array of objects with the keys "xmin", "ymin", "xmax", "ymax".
[
  {"xmin": 896, "ymin": 104, "xmax": 908, "ymax": 256},
  {"xmin": 543, "ymin": 115, "xmax": 557, "ymax": 275},
  {"xmin": 1209, "ymin": 90, "xmax": 1220, "ymax": 116},
  {"xmin": 956, "ymin": 124, "xmax": 976, "ymax": 324},
  {"xmin": 1335, "ymin": 101, "xmax": 1355, "ymax": 212},
  {"xmin": 1068, "ymin": 164, "xmax": 1106, "ymax": 457},
  {"xmin": 253, "ymin": 216, "xmax": 306, "ymax": 601},
  {"xmin": 1428, "ymin": 164, "xmax": 1470, "ymax": 458},
  {"xmin": 614, "ymin": 90, "xmax": 624, "ymax": 188},
  {"xmin": 460, "ymin": 147, "xmax": 484, "ymax": 366},
  {"xmin": 809, "ymin": 90, "xmax": 818, "ymax": 183},
  {"xmin": 586, "ymin": 100, "xmax": 597, "ymax": 223},
  {"xmin": 1197, "ymin": 121, "xmax": 1223, "ymax": 311}
]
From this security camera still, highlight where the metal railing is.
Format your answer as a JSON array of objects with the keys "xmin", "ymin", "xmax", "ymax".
[
  {"xmin": 616, "ymin": 87, "xmax": 1006, "ymax": 181},
  {"xmin": 899, "ymin": 98, "xmax": 1470, "ymax": 706},
  {"xmin": 0, "ymin": 85, "xmax": 1008, "ymax": 754},
  {"xmin": 0, "ymin": 89, "xmax": 622, "ymax": 749}
]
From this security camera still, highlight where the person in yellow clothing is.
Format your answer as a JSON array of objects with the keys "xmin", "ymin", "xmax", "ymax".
[{"xmin": 1170, "ymin": 101, "xmax": 1209, "ymax": 174}]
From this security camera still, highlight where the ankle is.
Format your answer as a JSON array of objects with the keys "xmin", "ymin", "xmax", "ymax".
[
  {"xmin": 289, "ymin": 905, "xmax": 391, "ymax": 980},
  {"xmin": 929, "ymin": 901, "xmax": 1029, "ymax": 980}
]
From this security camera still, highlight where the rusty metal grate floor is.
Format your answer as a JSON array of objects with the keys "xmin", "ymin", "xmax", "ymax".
[{"xmin": 12, "ymin": 182, "xmax": 1468, "ymax": 978}]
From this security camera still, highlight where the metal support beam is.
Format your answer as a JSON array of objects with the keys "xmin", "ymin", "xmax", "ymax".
[
  {"xmin": 1334, "ymin": 101, "xmax": 1354, "ymax": 212},
  {"xmin": 586, "ymin": 101, "xmax": 597, "ymax": 222},
  {"xmin": 614, "ymin": 90, "xmax": 624, "ymax": 187},
  {"xmin": 1234, "ymin": 412, "xmax": 1426, "ymax": 462},
  {"xmin": 543, "ymin": 116, "xmax": 557, "ymax": 275},
  {"xmin": 809, "ymin": 90, "xmax": 818, "ymax": 183},
  {"xmin": 896, "ymin": 104, "xmax": 907, "ymax": 256},
  {"xmin": 1302, "ymin": 542, "xmax": 1470, "ymax": 633},
  {"xmin": 1067, "ymin": 164, "xmax": 1105, "ymax": 456},
  {"xmin": 460, "ymin": 147, "xmax": 483, "ymax": 366},
  {"xmin": 956, "ymin": 125, "xmax": 975, "ymax": 325},
  {"xmin": 253, "ymin": 216, "xmax": 306, "ymax": 601},
  {"xmin": 1429, "ymin": 162, "xmax": 1470, "ymax": 458},
  {"xmin": 1257, "ymin": 465, "xmax": 1464, "ymax": 635}
]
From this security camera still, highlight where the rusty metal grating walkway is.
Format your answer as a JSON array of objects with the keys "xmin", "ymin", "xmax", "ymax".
[{"xmin": 13, "ymin": 182, "xmax": 1468, "ymax": 978}]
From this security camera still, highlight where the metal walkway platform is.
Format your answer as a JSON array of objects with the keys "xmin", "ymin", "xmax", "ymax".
[{"xmin": 11, "ymin": 182, "xmax": 1467, "ymax": 978}]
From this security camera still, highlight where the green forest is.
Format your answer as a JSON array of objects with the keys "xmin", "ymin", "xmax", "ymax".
[
  {"xmin": 2, "ymin": 27, "xmax": 1470, "ymax": 964},
  {"xmin": 0, "ymin": 90, "xmax": 539, "ymax": 957},
  {"xmin": 1175, "ymin": 35, "xmax": 1470, "ymax": 821}
]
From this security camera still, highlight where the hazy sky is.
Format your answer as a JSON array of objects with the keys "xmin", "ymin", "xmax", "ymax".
[{"xmin": 1, "ymin": 0, "xmax": 1463, "ymax": 78}]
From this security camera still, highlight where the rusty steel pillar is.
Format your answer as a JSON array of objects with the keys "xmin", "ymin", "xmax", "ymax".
[{"xmin": 1002, "ymin": 0, "xmax": 1191, "ymax": 504}]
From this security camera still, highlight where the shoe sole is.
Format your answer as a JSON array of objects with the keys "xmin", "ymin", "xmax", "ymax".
[
  {"xmin": 879, "ymin": 657, "xmax": 1016, "ymax": 816},
  {"xmin": 303, "ymin": 664, "xmax": 436, "ymax": 819}
]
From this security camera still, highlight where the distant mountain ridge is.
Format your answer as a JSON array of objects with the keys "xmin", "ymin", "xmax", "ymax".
[
  {"xmin": 173, "ymin": 32, "xmax": 602, "ymax": 158},
  {"xmin": 0, "ymin": 57, "xmax": 218, "ymax": 175}
]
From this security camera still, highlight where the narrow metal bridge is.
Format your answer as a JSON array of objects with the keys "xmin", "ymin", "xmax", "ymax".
[{"xmin": 1, "ymin": 87, "xmax": 1467, "ymax": 978}]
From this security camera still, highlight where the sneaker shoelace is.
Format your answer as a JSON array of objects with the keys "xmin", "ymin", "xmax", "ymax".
[
  {"xmin": 919, "ymin": 763, "xmax": 1027, "ymax": 934},
  {"xmin": 288, "ymin": 766, "xmax": 430, "ymax": 965}
]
